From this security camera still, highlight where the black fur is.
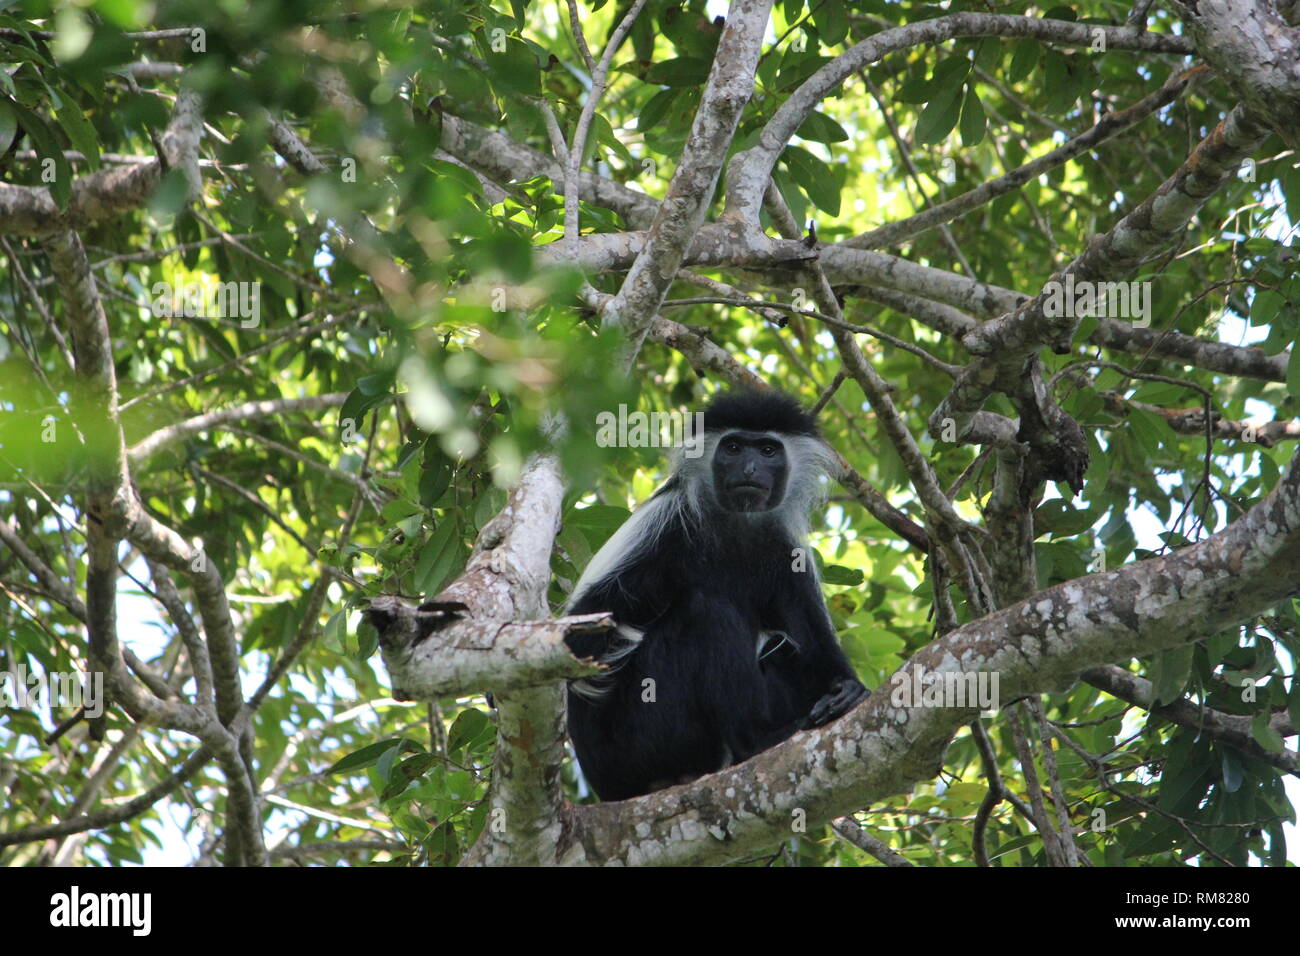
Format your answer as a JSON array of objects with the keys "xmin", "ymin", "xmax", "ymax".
[
  {"xmin": 702, "ymin": 389, "xmax": 819, "ymax": 437},
  {"xmin": 565, "ymin": 392, "xmax": 866, "ymax": 802}
]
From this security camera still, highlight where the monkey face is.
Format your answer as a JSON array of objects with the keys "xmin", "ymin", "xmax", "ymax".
[{"xmin": 711, "ymin": 430, "xmax": 789, "ymax": 512}]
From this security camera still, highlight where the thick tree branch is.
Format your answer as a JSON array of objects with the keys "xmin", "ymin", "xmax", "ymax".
[
  {"xmin": 1083, "ymin": 664, "xmax": 1297, "ymax": 774},
  {"xmin": 44, "ymin": 219, "xmax": 268, "ymax": 862},
  {"xmin": 931, "ymin": 105, "xmax": 1269, "ymax": 444},
  {"xmin": 553, "ymin": 231, "xmax": 1292, "ymax": 384},
  {"xmin": 46, "ymin": 229, "xmax": 135, "ymax": 744},
  {"xmin": 554, "ymin": 441, "xmax": 1300, "ymax": 864},
  {"xmin": 606, "ymin": 0, "xmax": 776, "ymax": 367},
  {"xmin": 367, "ymin": 597, "xmax": 607, "ymax": 698},
  {"xmin": 960, "ymin": 105, "xmax": 1269, "ymax": 358},
  {"xmin": 369, "ymin": 451, "xmax": 573, "ymax": 864},
  {"xmin": 438, "ymin": 114, "xmax": 658, "ymax": 228},
  {"xmin": 0, "ymin": 89, "xmax": 203, "ymax": 237},
  {"xmin": 1175, "ymin": 1, "xmax": 1300, "ymax": 147}
]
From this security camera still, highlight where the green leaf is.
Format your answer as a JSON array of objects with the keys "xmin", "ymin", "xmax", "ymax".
[
  {"xmin": 1150, "ymin": 644, "xmax": 1193, "ymax": 706},
  {"xmin": 149, "ymin": 167, "xmax": 193, "ymax": 217},
  {"xmin": 1127, "ymin": 816, "xmax": 1180, "ymax": 857},
  {"xmin": 856, "ymin": 627, "xmax": 905, "ymax": 657},
  {"xmin": 485, "ymin": 37, "xmax": 541, "ymax": 96},
  {"xmin": 821, "ymin": 563, "xmax": 865, "ymax": 586},
  {"xmin": 774, "ymin": 54, "xmax": 834, "ymax": 93},
  {"xmin": 322, "ymin": 609, "xmax": 346, "ymax": 651},
  {"xmin": 783, "ymin": 145, "xmax": 841, "ymax": 215},
  {"xmin": 381, "ymin": 753, "xmax": 437, "ymax": 801},
  {"xmin": 1250, "ymin": 712, "xmax": 1284, "ymax": 752},
  {"xmin": 381, "ymin": 499, "xmax": 421, "ymax": 526},
  {"xmin": 585, "ymin": 112, "xmax": 622, "ymax": 166},
  {"xmin": 1157, "ymin": 733, "xmax": 1212, "ymax": 812},
  {"xmin": 426, "ymin": 158, "xmax": 482, "ymax": 198},
  {"xmin": 1267, "ymin": 821, "xmax": 1288, "ymax": 866},
  {"xmin": 974, "ymin": 39, "xmax": 1002, "ymax": 73},
  {"xmin": 376, "ymin": 741, "xmax": 402, "ymax": 782},
  {"xmin": 1289, "ymin": 676, "xmax": 1300, "ymax": 737},
  {"xmin": 1008, "ymin": 40, "xmax": 1039, "ymax": 82},
  {"xmin": 415, "ymin": 517, "xmax": 462, "ymax": 596},
  {"xmin": 8, "ymin": 99, "xmax": 71, "ymax": 208},
  {"xmin": 796, "ymin": 111, "xmax": 849, "ymax": 143},
  {"xmin": 638, "ymin": 88, "xmax": 677, "ymax": 132},
  {"xmin": 1126, "ymin": 406, "xmax": 1174, "ymax": 454},
  {"xmin": 396, "ymin": 440, "xmax": 423, "ymax": 471},
  {"xmin": 419, "ymin": 451, "xmax": 452, "ymax": 506},
  {"xmin": 1044, "ymin": 52, "xmax": 1082, "ymax": 113},
  {"xmin": 1130, "ymin": 381, "xmax": 1187, "ymax": 405},
  {"xmin": 929, "ymin": 56, "xmax": 972, "ymax": 93},
  {"xmin": 447, "ymin": 708, "xmax": 493, "ymax": 754},
  {"xmin": 811, "ymin": 0, "xmax": 848, "ymax": 46},
  {"xmin": 914, "ymin": 81, "xmax": 964, "ymax": 145},
  {"xmin": 959, "ymin": 84, "xmax": 985, "ymax": 147},
  {"xmin": 339, "ymin": 377, "xmax": 393, "ymax": 435},
  {"xmin": 327, "ymin": 737, "xmax": 419, "ymax": 774},
  {"xmin": 570, "ymin": 503, "xmax": 631, "ymax": 551},
  {"xmin": 473, "ymin": 486, "xmax": 506, "ymax": 529},
  {"xmin": 56, "ymin": 98, "xmax": 99, "ymax": 170},
  {"xmin": 1284, "ymin": 163, "xmax": 1300, "ymax": 227},
  {"xmin": 393, "ymin": 751, "xmax": 437, "ymax": 793},
  {"xmin": 1287, "ymin": 341, "xmax": 1300, "ymax": 399},
  {"xmin": 1035, "ymin": 499, "xmax": 1099, "ymax": 538},
  {"xmin": 1220, "ymin": 749, "xmax": 1244, "ymax": 793},
  {"xmin": 645, "ymin": 57, "xmax": 712, "ymax": 87},
  {"xmin": 0, "ymin": 100, "xmax": 17, "ymax": 153},
  {"xmin": 1250, "ymin": 288, "xmax": 1284, "ymax": 326}
]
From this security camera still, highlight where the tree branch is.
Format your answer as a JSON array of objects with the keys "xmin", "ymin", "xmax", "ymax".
[
  {"xmin": 0, "ymin": 88, "xmax": 203, "ymax": 236},
  {"xmin": 555, "ymin": 441, "xmax": 1300, "ymax": 864}
]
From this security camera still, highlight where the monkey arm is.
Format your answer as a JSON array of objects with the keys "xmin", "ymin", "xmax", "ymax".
[
  {"xmin": 565, "ymin": 536, "xmax": 683, "ymax": 661},
  {"xmin": 775, "ymin": 565, "xmax": 870, "ymax": 727},
  {"xmin": 778, "ymin": 564, "xmax": 862, "ymax": 678}
]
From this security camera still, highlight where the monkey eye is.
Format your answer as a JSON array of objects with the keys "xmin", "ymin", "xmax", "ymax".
[
  {"xmin": 724, "ymin": 440, "xmax": 741, "ymax": 454},
  {"xmin": 760, "ymin": 443, "xmax": 779, "ymax": 457}
]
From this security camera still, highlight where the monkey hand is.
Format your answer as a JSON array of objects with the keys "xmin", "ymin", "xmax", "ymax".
[{"xmin": 805, "ymin": 678, "xmax": 869, "ymax": 728}]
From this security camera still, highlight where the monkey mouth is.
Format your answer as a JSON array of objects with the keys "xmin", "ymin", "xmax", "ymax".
[{"xmin": 726, "ymin": 483, "xmax": 772, "ymax": 511}]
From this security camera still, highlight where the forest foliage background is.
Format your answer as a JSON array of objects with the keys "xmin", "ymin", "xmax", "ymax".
[{"xmin": 0, "ymin": 0, "xmax": 1297, "ymax": 866}]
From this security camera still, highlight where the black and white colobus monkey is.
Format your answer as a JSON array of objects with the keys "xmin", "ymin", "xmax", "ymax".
[{"xmin": 565, "ymin": 390, "xmax": 869, "ymax": 801}]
